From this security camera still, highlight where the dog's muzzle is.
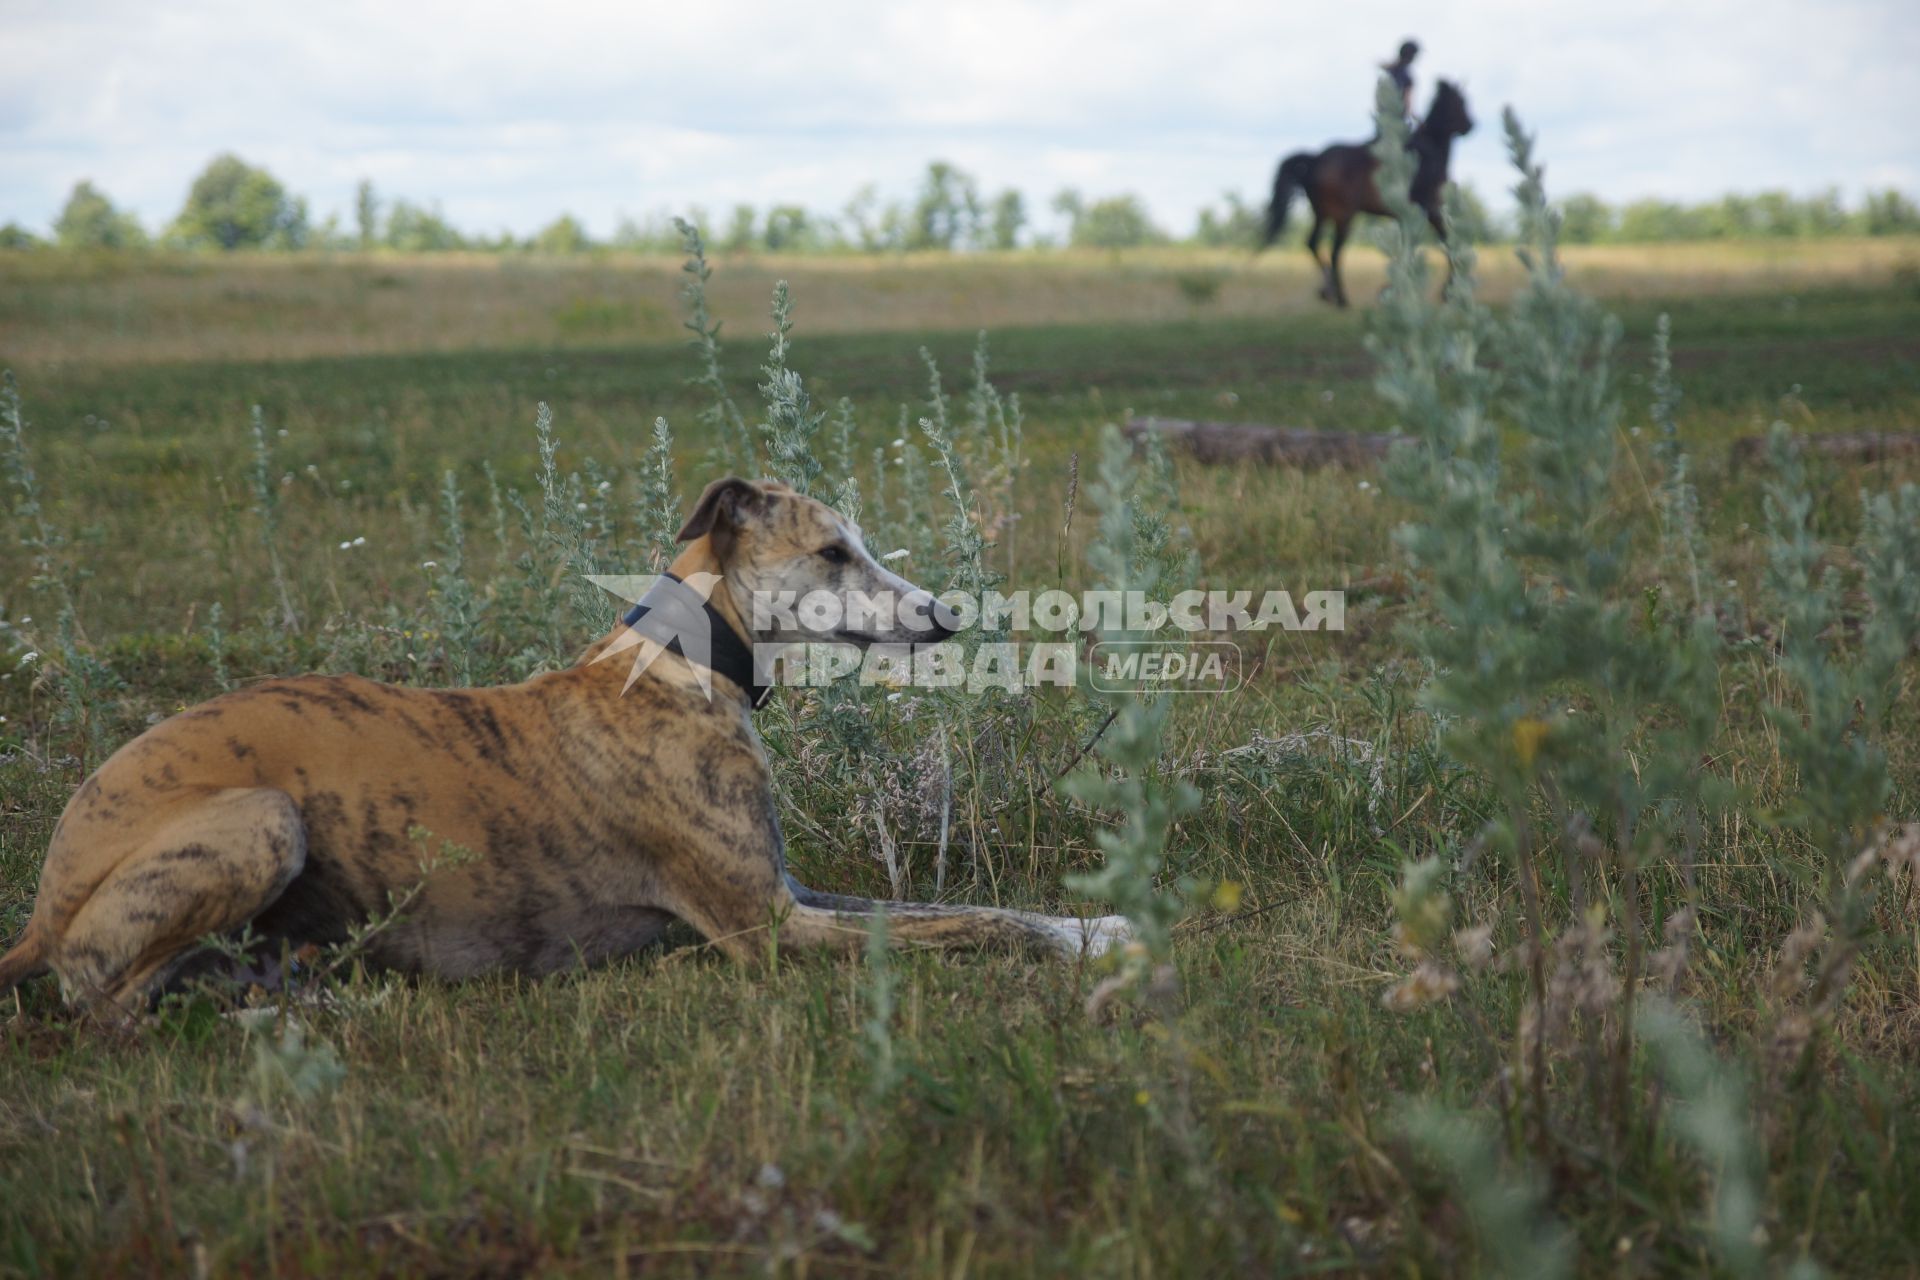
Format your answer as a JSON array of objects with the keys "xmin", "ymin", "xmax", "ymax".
[{"xmin": 905, "ymin": 591, "xmax": 963, "ymax": 641}]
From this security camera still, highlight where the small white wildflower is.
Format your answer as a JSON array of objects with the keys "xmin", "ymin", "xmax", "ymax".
[
  {"xmin": 276, "ymin": 429, "xmax": 289, "ymax": 438},
  {"xmin": 597, "ymin": 480, "xmax": 612, "ymax": 492},
  {"xmin": 353, "ymin": 536, "xmax": 366, "ymax": 547},
  {"xmin": 339, "ymin": 541, "xmax": 351, "ymax": 550},
  {"xmin": 880, "ymin": 548, "xmax": 910, "ymax": 562},
  {"xmin": 1357, "ymin": 480, "xmax": 1371, "ymax": 491},
  {"xmin": 886, "ymin": 691, "xmax": 903, "ymax": 702},
  {"xmin": 421, "ymin": 560, "xmax": 438, "ymax": 570},
  {"xmin": 1321, "ymin": 390, "xmax": 1335, "ymax": 403},
  {"xmin": 891, "ymin": 437, "xmax": 906, "ymax": 447},
  {"xmin": 575, "ymin": 502, "xmax": 588, "ymax": 512},
  {"xmin": 18, "ymin": 651, "xmax": 38, "ymax": 666}
]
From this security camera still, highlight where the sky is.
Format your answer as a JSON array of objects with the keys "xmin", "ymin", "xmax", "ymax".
[{"xmin": 4, "ymin": 0, "xmax": 1917, "ymax": 241}]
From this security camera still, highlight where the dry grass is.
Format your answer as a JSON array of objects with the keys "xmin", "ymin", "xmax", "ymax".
[{"xmin": 2, "ymin": 238, "xmax": 1913, "ymax": 369}]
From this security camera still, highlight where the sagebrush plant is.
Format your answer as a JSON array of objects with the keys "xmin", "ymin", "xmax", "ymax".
[
  {"xmin": 674, "ymin": 216, "xmax": 754, "ymax": 471},
  {"xmin": 1373, "ymin": 83, "xmax": 1919, "ymax": 1272},
  {"xmin": 634, "ymin": 415, "xmax": 681, "ymax": 569},
  {"xmin": 0, "ymin": 372, "xmax": 120, "ymax": 767},
  {"xmin": 433, "ymin": 468, "xmax": 482, "ymax": 686},
  {"xmin": 246, "ymin": 405, "xmax": 299, "ymax": 634},
  {"xmin": 1061, "ymin": 426, "xmax": 1197, "ymax": 995},
  {"xmin": 757, "ymin": 281, "xmax": 826, "ymax": 496},
  {"xmin": 1757, "ymin": 426, "xmax": 1920, "ymax": 1098},
  {"xmin": 1397, "ymin": 1101, "xmax": 1570, "ymax": 1280},
  {"xmin": 1379, "ymin": 95, "xmax": 1726, "ymax": 1139}
]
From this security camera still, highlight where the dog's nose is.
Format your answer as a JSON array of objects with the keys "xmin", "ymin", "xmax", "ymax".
[{"xmin": 906, "ymin": 592, "xmax": 962, "ymax": 640}]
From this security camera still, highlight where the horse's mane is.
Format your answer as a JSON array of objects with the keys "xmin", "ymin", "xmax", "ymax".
[{"xmin": 1419, "ymin": 81, "xmax": 1468, "ymax": 135}]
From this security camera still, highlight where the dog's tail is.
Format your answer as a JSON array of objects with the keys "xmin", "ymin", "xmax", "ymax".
[
  {"xmin": 0, "ymin": 926, "xmax": 49, "ymax": 1001},
  {"xmin": 1262, "ymin": 152, "xmax": 1316, "ymax": 249}
]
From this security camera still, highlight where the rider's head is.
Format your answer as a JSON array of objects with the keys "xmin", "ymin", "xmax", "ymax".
[{"xmin": 1398, "ymin": 40, "xmax": 1420, "ymax": 64}]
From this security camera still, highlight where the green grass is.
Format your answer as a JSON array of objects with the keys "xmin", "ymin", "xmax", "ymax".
[{"xmin": 1, "ymin": 254, "xmax": 1918, "ymax": 1277}]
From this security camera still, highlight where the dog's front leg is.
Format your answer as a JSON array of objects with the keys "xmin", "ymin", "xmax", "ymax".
[{"xmin": 782, "ymin": 876, "xmax": 1131, "ymax": 960}]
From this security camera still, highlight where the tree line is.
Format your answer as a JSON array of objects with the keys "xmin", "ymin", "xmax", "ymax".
[{"xmin": 6, "ymin": 153, "xmax": 1916, "ymax": 256}]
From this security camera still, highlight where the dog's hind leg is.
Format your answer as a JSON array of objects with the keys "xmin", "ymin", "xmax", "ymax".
[{"xmin": 49, "ymin": 788, "xmax": 306, "ymax": 1015}]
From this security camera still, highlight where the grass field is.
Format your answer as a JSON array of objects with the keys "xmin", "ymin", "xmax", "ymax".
[
  {"xmin": 3, "ymin": 237, "xmax": 1914, "ymax": 367},
  {"xmin": 1, "ymin": 234, "xmax": 1918, "ymax": 1277}
]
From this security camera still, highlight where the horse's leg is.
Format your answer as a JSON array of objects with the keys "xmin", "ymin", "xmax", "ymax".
[
  {"xmin": 1426, "ymin": 204, "xmax": 1456, "ymax": 298},
  {"xmin": 1306, "ymin": 213, "xmax": 1329, "ymax": 300},
  {"xmin": 1329, "ymin": 218, "xmax": 1353, "ymax": 309}
]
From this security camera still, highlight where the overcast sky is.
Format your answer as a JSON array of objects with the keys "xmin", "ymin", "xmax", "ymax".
[{"xmin": 5, "ymin": 0, "xmax": 1917, "ymax": 240}]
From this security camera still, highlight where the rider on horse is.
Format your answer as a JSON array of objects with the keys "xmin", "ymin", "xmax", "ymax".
[{"xmin": 1382, "ymin": 40, "xmax": 1419, "ymax": 124}]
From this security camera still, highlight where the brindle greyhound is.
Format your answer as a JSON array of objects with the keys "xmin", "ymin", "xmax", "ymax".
[{"xmin": 0, "ymin": 478, "xmax": 1129, "ymax": 1016}]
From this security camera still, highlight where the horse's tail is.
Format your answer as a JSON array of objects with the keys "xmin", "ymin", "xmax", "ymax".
[{"xmin": 1262, "ymin": 152, "xmax": 1315, "ymax": 249}]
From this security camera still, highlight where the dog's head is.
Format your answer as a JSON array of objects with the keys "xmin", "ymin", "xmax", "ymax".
[{"xmin": 677, "ymin": 477, "xmax": 960, "ymax": 648}]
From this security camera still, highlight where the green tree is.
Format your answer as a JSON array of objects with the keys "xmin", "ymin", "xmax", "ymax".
[
  {"xmin": 1051, "ymin": 189, "xmax": 1083, "ymax": 231},
  {"xmin": 1862, "ymin": 188, "xmax": 1920, "ymax": 235},
  {"xmin": 841, "ymin": 184, "xmax": 897, "ymax": 252},
  {"xmin": 611, "ymin": 212, "xmax": 681, "ymax": 253},
  {"xmin": 0, "ymin": 223, "xmax": 46, "ymax": 250},
  {"xmin": 987, "ymin": 189, "xmax": 1025, "ymax": 250},
  {"xmin": 1616, "ymin": 198, "xmax": 1709, "ymax": 242},
  {"xmin": 1067, "ymin": 194, "xmax": 1164, "ymax": 249},
  {"xmin": 1798, "ymin": 187, "xmax": 1848, "ymax": 236},
  {"xmin": 532, "ymin": 214, "xmax": 593, "ymax": 254},
  {"xmin": 722, "ymin": 204, "xmax": 757, "ymax": 253},
  {"xmin": 762, "ymin": 205, "xmax": 814, "ymax": 252},
  {"xmin": 1559, "ymin": 192, "xmax": 1620, "ymax": 242},
  {"xmin": 1192, "ymin": 192, "xmax": 1262, "ymax": 247},
  {"xmin": 169, "ymin": 154, "xmax": 308, "ymax": 250},
  {"xmin": 908, "ymin": 161, "xmax": 980, "ymax": 251},
  {"xmin": 384, "ymin": 200, "xmax": 465, "ymax": 251},
  {"xmin": 53, "ymin": 181, "xmax": 148, "ymax": 250},
  {"xmin": 309, "ymin": 213, "xmax": 354, "ymax": 252},
  {"xmin": 355, "ymin": 180, "xmax": 379, "ymax": 249},
  {"xmin": 1445, "ymin": 182, "xmax": 1503, "ymax": 244}
]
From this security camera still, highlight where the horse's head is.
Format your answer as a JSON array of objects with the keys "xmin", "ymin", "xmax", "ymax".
[{"xmin": 1430, "ymin": 81, "xmax": 1474, "ymax": 138}]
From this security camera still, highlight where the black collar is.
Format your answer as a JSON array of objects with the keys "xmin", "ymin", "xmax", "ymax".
[{"xmin": 620, "ymin": 572, "xmax": 772, "ymax": 710}]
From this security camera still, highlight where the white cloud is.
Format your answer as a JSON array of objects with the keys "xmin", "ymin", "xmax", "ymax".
[{"xmin": 3, "ymin": 0, "xmax": 1915, "ymax": 238}]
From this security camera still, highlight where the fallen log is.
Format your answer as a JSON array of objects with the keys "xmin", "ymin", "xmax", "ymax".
[
  {"xmin": 1122, "ymin": 416, "xmax": 1398, "ymax": 468},
  {"xmin": 1730, "ymin": 431, "xmax": 1920, "ymax": 469}
]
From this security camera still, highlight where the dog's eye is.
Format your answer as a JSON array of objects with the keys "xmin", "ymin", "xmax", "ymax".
[{"xmin": 817, "ymin": 545, "xmax": 850, "ymax": 565}]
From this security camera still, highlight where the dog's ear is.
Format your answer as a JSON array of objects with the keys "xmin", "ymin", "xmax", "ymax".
[{"xmin": 677, "ymin": 477, "xmax": 764, "ymax": 543}]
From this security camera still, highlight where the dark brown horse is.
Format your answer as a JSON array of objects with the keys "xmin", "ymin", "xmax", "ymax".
[{"xmin": 1261, "ymin": 81, "xmax": 1474, "ymax": 307}]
